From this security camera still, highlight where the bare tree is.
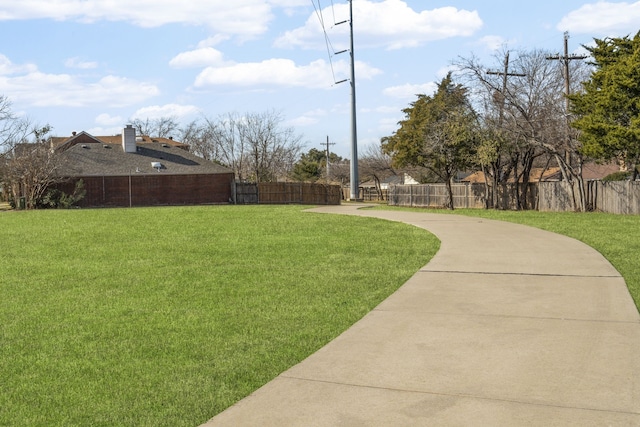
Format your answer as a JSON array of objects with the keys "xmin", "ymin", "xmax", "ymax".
[
  {"xmin": 457, "ymin": 48, "xmax": 590, "ymax": 209},
  {"xmin": 200, "ymin": 111, "xmax": 304, "ymax": 182},
  {"xmin": 179, "ymin": 120, "xmax": 224, "ymax": 162},
  {"xmin": 130, "ymin": 116, "xmax": 180, "ymax": 138},
  {"xmin": 1, "ymin": 97, "xmax": 56, "ymax": 207},
  {"xmin": 0, "ymin": 96, "xmax": 30, "ymax": 152},
  {"xmin": 1, "ymin": 124, "xmax": 69, "ymax": 208},
  {"xmin": 359, "ymin": 144, "xmax": 397, "ymax": 199},
  {"xmin": 203, "ymin": 113, "xmax": 248, "ymax": 180}
]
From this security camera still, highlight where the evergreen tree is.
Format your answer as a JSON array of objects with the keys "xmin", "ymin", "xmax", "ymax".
[
  {"xmin": 381, "ymin": 73, "xmax": 478, "ymax": 209},
  {"xmin": 291, "ymin": 148, "xmax": 342, "ymax": 182},
  {"xmin": 570, "ymin": 32, "xmax": 640, "ymax": 179}
]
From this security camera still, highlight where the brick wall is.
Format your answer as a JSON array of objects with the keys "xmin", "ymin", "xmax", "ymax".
[{"xmin": 57, "ymin": 173, "xmax": 234, "ymax": 207}]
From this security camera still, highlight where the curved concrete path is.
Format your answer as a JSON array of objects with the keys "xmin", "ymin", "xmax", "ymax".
[{"xmin": 202, "ymin": 205, "xmax": 640, "ymax": 426}]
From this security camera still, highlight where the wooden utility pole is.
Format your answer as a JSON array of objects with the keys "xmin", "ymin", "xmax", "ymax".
[
  {"xmin": 485, "ymin": 52, "xmax": 526, "ymax": 208},
  {"xmin": 547, "ymin": 32, "xmax": 587, "ymax": 167},
  {"xmin": 320, "ymin": 136, "xmax": 336, "ymax": 181},
  {"xmin": 546, "ymin": 32, "xmax": 588, "ymax": 114},
  {"xmin": 547, "ymin": 32, "xmax": 588, "ymax": 211},
  {"xmin": 486, "ymin": 51, "xmax": 525, "ymax": 125}
]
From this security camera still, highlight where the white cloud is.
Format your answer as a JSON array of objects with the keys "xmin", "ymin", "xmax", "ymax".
[
  {"xmin": 287, "ymin": 108, "xmax": 327, "ymax": 127},
  {"xmin": 287, "ymin": 115, "xmax": 320, "ymax": 127},
  {"xmin": 375, "ymin": 106, "xmax": 401, "ymax": 114},
  {"xmin": 476, "ymin": 35, "xmax": 509, "ymax": 51},
  {"xmin": 131, "ymin": 104, "xmax": 200, "ymax": 120},
  {"xmin": 383, "ymin": 82, "xmax": 438, "ymax": 99},
  {"xmin": 0, "ymin": 0, "xmax": 287, "ymax": 37},
  {"xmin": 197, "ymin": 35, "xmax": 231, "ymax": 48},
  {"xmin": 0, "ymin": 54, "xmax": 37, "ymax": 75},
  {"xmin": 558, "ymin": 1, "xmax": 640, "ymax": 35},
  {"xmin": 65, "ymin": 57, "xmax": 98, "ymax": 69},
  {"xmin": 193, "ymin": 58, "xmax": 382, "ymax": 89},
  {"xmin": 86, "ymin": 125, "xmax": 123, "ymax": 136},
  {"xmin": 95, "ymin": 113, "xmax": 124, "ymax": 127},
  {"xmin": 378, "ymin": 116, "xmax": 402, "ymax": 134},
  {"xmin": 169, "ymin": 48, "xmax": 228, "ymax": 69},
  {"xmin": 275, "ymin": 0, "xmax": 483, "ymax": 50},
  {"xmin": 0, "ymin": 69, "xmax": 159, "ymax": 107},
  {"xmin": 267, "ymin": 0, "xmax": 308, "ymax": 6}
]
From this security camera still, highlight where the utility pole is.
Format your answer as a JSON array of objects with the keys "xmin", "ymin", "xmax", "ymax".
[
  {"xmin": 485, "ymin": 51, "xmax": 525, "ymax": 207},
  {"xmin": 546, "ymin": 32, "xmax": 588, "ymax": 116},
  {"xmin": 486, "ymin": 51, "xmax": 525, "ymax": 125},
  {"xmin": 336, "ymin": 1, "xmax": 359, "ymax": 200},
  {"xmin": 320, "ymin": 136, "xmax": 336, "ymax": 181},
  {"xmin": 347, "ymin": 0, "xmax": 359, "ymax": 200},
  {"xmin": 547, "ymin": 32, "xmax": 587, "ymax": 167}
]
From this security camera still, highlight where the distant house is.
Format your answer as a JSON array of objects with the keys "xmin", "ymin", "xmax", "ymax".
[
  {"xmin": 462, "ymin": 162, "xmax": 625, "ymax": 184},
  {"xmin": 381, "ymin": 173, "xmax": 419, "ymax": 190},
  {"xmin": 50, "ymin": 125, "xmax": 234, "ymax": 207},
  {"xmin": 581, "ymin": 161, "xmax": 624, "ymax": 180},
  {"xmin": 461, "ymin": 168, "xmax": 562, "ymax": 184},
  {"xmin": 360, "ymin": 173, "xmax": 419, "ymax": 190}
]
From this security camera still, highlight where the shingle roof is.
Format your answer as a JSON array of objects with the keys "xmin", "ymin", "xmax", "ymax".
[
  {"xmin": 50, "ymin": 132, "xmax": 189, "ymax": 151},
  {"xmin": 581, "ymin": 162, "xmax": 622, "ymax": 180},
  {"xmin": 56, "ymin": 138, "xmax": 232, "ymax": 177},
  {"xmin": 462, "ymin": 167, "xmax": 562, "ymax": 183}
]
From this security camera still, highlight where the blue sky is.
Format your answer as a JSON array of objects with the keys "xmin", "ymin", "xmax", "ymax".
[{"xmin": 1, "ymin": 0, "xmax": 639, "ymax": 158}]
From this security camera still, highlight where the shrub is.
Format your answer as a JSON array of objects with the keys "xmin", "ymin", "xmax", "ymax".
[{"xmin": 39, "ymin": 179, "xmax": 86, "ymax": 208}]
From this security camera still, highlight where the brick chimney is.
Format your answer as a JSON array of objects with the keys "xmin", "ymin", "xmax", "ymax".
[{"xmin": 122, "ymin": 124, "xmax": 136, "ymax": 153}]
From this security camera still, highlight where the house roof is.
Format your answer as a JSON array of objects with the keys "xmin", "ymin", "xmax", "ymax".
[
  {"xmin": 462, "ymin": 167, "xmax": 562, "ymax": 183},
  {"xmin": 462, "ymin": 162, "xmax": 625, "ymax": 183},
  {"xmin": 50, "ymin": 131, "xmax": 189, "ymax": 151},
  {"xmin": 55, "ymin": 137, "xmax": 232, "ymax": 177},
  {"xmin": 581, "ymin": 162, "xmax": 622, "ymax": 180}
]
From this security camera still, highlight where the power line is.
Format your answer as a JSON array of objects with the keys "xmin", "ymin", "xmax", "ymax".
[
  {"xmin": 330, "ymin": 0, "xmax": 337, "ymax": 24},
  {"xmin": 311, "ymin": 0, "xmax": 341, "ymax": 84}
]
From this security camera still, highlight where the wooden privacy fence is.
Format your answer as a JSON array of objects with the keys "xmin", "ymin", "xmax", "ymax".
[
  {"xmin": 233, "ymin": 182, "xmax": 341, "ymax": 205},
  {"xmin": 388, "ymin": 183, "xmax": 484, "ymax": 208},
  {"xmin": 539, "ymin": 181, "xmax": 640, "ymax": 214},
  {"xmin": 388, "ymin": 183, "xmax": 537, "ymax": 210},
  {"xmin": 388, "ymin": 181, "xmax": 640, "ymax": 213},
  {"xmin": 341, "ymin": 187, "xmax": 389, "ymax": 201}
]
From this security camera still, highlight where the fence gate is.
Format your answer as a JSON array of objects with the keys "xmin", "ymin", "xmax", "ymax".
[{"xmin": 233, "ymin": 182, "xmax": 341, "ymax": 205}]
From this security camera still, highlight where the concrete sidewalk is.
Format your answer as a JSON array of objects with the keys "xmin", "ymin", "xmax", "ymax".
[{"xmin": 201, "ymin": 205, "xmax": 640, "ymax": 426}]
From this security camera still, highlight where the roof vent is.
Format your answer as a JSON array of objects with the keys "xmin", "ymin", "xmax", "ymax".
[
  {"xmin": 81, "ymin": 144, "xmax": 88, "ymax": 149},
  {"xmin": 151, "ymin": 162, "xmax": 162, "ymax": 171},
  {"xmin": 162, "ymin": 143, "xmax": 168, "ymax": 148},
  {"xmin": 103, "ymin": 144, "xmax": 110, "ymax": 148}
]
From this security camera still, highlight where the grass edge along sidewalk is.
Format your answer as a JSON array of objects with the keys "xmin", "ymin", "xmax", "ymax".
[
  {"xmin": 0, "ymin": 205, "xmax": 439, "ymax": 427},
  {"xmin": 377, "ymin": 205, "xmax": 640, "ymax": 313}
]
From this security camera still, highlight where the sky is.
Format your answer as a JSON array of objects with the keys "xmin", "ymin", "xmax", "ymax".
[{"xmin": 1, "ymin": 0, "xmax": 639, "ymax": 158}]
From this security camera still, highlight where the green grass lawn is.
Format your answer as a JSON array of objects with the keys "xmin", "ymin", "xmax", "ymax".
[
  {"xmin": 0, "ymin": 205, "xmax": 439, "ymax": 427},
  {"xmin": 378, "ymin": 205, "xmax": 640, "ymax": 312}
]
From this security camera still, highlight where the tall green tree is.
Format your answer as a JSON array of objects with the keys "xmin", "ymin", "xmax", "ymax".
[
  {"xmin": 381, "ymin": 73, "xmax": 478, "ymax": 209},
  {"xmin": 290, "ymin": 148, "xmax": 340, "ymax": 182},
  {"xmin": 570, "ymin": 32, "xmax": 640, "ymax": 179}
]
